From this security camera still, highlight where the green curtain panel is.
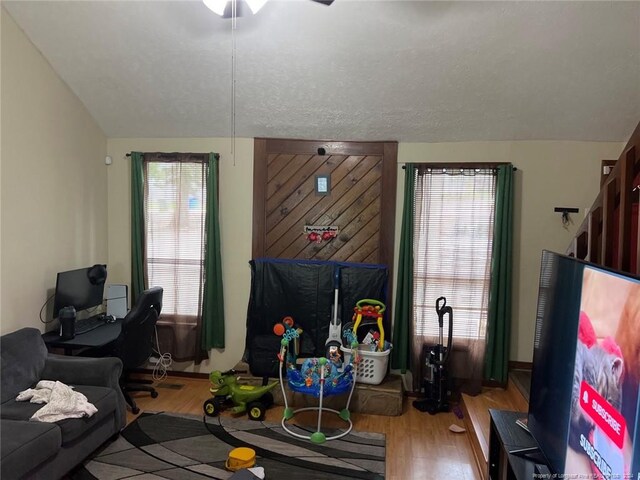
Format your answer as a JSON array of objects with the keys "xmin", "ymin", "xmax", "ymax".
[
  {"xmin": 201, "ymin": 153, "xmax": 226, "ymax": 350},
  {"xmin": 391, "ymin": 164, "xmax": 416, "ymax": 372},
  {"xmin": 130, "ymin": 151, "xmax": 146, "ymax": 304},
  {"xmin": 484, "ymin": 164, "xmax": 514, "ymax": 384}
]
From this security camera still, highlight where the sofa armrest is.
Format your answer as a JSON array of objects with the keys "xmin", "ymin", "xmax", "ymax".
[
  {"xmin": 42, "ymin": 354, "xmax": 123, "ymax": 390},
  {"xmin": 41, "ymin": 354, "xmax": 127, "ymax": 432}
]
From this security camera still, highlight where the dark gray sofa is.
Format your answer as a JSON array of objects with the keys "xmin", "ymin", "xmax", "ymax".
[{"xmin": 0, "ymin": 328, "xmax": 126, "ymax": 480}]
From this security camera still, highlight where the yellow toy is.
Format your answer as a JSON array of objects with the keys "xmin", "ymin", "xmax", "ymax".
[
  {"xmin": 352, "ymin": 299, "xmax": 386, "ymax": 352},
  {"xmin": 225, "ymin": 447, "xmax": 256, "ymax": 471}
]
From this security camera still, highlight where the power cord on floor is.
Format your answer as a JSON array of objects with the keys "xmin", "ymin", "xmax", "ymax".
[{"xmin": 152, "ymin": 327, "xmax": 172, "ymax": 382}]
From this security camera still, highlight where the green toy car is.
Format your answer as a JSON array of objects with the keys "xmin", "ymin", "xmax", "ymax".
[{"xmin": 203, "ymin": 369, "xmax": 278, "ymax": 421}]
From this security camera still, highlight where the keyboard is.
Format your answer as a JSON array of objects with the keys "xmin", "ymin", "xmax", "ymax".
[{"xmin": 75, "ymin": 315, "xmax": 105, "ymax": 335}]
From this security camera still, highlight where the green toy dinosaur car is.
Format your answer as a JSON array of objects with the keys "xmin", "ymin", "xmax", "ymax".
[{"xmin": 203, "ymin": 369, "xmax": 278, "ymax": 421}]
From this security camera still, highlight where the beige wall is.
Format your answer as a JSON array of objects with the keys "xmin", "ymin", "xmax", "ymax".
[
  {"xmin": 397, "ymin": 141, "xmax": 624, "ymax": 362},
  {"xmin": 0, "ymin": 7, "xmax": 628, "ymax": 372},
  {"xmin": 106, "ymin": 138, "xmax": 254, "ymax": 373},
  {"xmin": 1, "ymin": 10, "xmax": 108, "ymax": 334},
  {"xmin": 107, "ymin": 138, "xmax": 623, "ymax": 373}
]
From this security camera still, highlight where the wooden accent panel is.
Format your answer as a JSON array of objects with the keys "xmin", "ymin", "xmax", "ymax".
[
  {"xmin": 618, "ymin": 148, "xmax": 634, "ymax": 271},
  {"xmin": 253, "ymin": 138, "xmax": 397, "ymax": 273},
  {"xmin": 576, "ymin": 231, "xmax": 588, "ymax": 259},
  {"xmin": 637, "ymin": 200, "xmax": 640, "ymax": 274},
  {"xmin": 265, "ymin": 152, "xmax": 382, "ymax": 259},
  {"xmin": 601, "ymin": 179, "xmax": 617, "ymax": 267},
  {"xmin": 600, "ymin": 160, "xmax": 617, "ymax": 187},
  {"xmin": 252, "ymin": 140, "xmax": 267, "ymax": 258},
  {"xmin": 265, "ymin": 155, "xmax": 376, "ymax": 254},
  {"xmin": 571, "ymin": 121, "xmax": 640, "ymax": 273},
  {"xmin": 381, "ymin": 143, "xmax": 399, "ymax": 272},
  {"xmin": 588, "ymin": 206, "xmax": 602, "ymax": 264},
  {"xmin": 264, "ymin": 138, "xmax": 385, "ymax": 156}
]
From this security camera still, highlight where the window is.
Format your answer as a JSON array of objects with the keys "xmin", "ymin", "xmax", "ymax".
[
  {"xmin": 408, "ymin": 166, "xmax": 498, "ymax": 393},
  {"xmin": 135, "ymin": 151, "xmax": 218, "ymax": 363},
  {"xmin": 413, "ymin": 167, "xmax": 496, "ymax": 342},
  {"xmin": 145, "ymin": 159, "xmax": 207, "ymax": 322}
]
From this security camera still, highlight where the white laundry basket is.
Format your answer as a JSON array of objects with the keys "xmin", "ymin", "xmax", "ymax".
[{"xmin": 340, "ymin": 344, "xmax": 392, "ymax": 385}]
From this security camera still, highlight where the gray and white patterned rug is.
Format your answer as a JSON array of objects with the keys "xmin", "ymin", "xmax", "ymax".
[{"xmin": 70, "ymin": 412, "xmax": 385, "ymax": 479}]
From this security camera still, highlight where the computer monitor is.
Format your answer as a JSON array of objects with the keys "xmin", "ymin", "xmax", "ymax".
[{"xmin": 53, "ymin": 265, "xmax": 107, "ymax": 318}]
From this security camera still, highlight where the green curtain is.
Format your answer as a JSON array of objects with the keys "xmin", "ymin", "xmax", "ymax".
[
  {"xmin": 130, "ymin": 152, "xmax": 146, "ymax": 304},
  {"xmin": 391, "ymin": 164, "xmax": 415, "ymax": 372},
  {"xmin": 484, "ymin": 164, "xmax": 514, "ymax": 384},
  {"xmin": 201, "ymin": 153, "xmax": 225, "ymax": 350}
]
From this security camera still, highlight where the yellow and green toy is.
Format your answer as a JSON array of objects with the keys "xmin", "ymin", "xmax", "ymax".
[
  {"xmin": 352, "ymin": 298, "xmax": 386, "ymax": 351},
  {"xmin": 203, "ymin": 369, "xmax": 278, "ymax": 421}
]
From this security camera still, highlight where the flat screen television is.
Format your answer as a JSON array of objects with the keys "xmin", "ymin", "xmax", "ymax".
[
  {"xmin": 53, "ymin": 265, "xmax": 107, "ymax": 318},
  {"xmin": 527, "ymin": 250, "xmax": 639, "ymax": 478}
]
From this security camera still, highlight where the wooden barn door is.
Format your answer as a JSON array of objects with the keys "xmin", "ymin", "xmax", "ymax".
[{"xmin": 252, "ymin": 138, "xmax": 397, "ymax": 269}]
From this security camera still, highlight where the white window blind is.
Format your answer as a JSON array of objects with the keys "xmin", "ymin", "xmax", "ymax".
[
  {"xmin": 413, "ymin": 168, "xmax": 496, "ymax": 340},
  {"xmin": 145, "ymin": 161, "xmax": 206, "ymax": 320}
]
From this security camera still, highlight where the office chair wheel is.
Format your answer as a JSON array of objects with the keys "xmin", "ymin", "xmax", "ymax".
[
  {"xmin": 247, "ymin": 401, "xmax": 266, "ymax": 421},
  {"xmin": 203, "ymin": 397, "xmax": 223, "ymax": 417},
  {"xmin": 151, "ymin": 390, "xmax": 159, "ymax": 398},
  {"xmin": 132, "ymin": 406, "xmax": 140, "ymax": 415}
]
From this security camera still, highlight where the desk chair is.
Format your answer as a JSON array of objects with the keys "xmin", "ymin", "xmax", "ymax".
[{"xmin": 114, "ymin": 286, "xmax": 163, "ymax": 414}]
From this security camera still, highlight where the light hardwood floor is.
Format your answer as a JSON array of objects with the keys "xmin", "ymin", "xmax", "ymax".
[
  {"xmin": 461, "ymin": 381, "xmax": 529, "ymax": 480},
  {"xmin": 126, "ymin": 374, "xmax": 480, "ymax": 480}
]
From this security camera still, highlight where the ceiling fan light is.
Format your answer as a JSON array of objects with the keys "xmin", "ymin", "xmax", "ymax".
[
  {"xmin": 245, "ymin": 0, "xmax": 268, "ymax": 14},
  {"xmin": 203, "ymin": 0, "xmax": 228, "ymax": 16}
]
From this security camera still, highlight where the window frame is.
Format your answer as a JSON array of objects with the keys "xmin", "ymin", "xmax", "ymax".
[
  {"xmin": 142, "ymin": 152, "xmax": 210, "ymax": 323},
  {"xmin": 411, "ymin": 162, "xmax": 506, "ymax": 341}
]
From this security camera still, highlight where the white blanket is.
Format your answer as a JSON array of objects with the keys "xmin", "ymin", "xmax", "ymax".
[{"xmin": 16, "ymin": 380, "xmax": 97, "ymax": 422}]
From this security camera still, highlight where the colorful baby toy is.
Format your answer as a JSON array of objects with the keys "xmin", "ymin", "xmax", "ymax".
[
  {"xmin": 277, "ymin": 330, "xmax": 360, "ymax": 444},
  {"xmin": 203, "ymin": 369, "xmax": 278, "ymax": 421},
  {"xmin": 352, "ymin": 299, "xmax": 386, "ymax": 351}
]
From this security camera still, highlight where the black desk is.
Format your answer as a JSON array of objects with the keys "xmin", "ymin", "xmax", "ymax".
[
  {"xmin": 489, "ymin": 409, "xmax": 550, "ymax": 480},
  {"xmin": 42, "ymin": 319, "xmax": 122, "ymax": 355}
]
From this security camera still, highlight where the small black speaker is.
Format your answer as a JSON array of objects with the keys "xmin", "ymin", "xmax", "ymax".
[{"xmin": 59, "ymin": 306, "xmax": 76, "ymax": 340}]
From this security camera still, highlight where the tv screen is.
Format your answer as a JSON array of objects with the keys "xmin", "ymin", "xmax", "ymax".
[
  {"xmin": 528, "ymin": 251, "xmax": 640, "ymax": 477},
  {"xmin": 53, "ymin": 266, "xmax": 106, "ymax": 318}
]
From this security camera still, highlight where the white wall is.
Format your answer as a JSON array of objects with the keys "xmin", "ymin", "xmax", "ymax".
[
  {"xmin": 106, "ymin": 138, "xmax": 253, "ymax": 373},
  {"xmin": 396, "ymin": 141, "xmax": 624, "ymax": 362},
  {"xmin": 0, "ymin": 9, "xmax": 108, "ymax": 334}
]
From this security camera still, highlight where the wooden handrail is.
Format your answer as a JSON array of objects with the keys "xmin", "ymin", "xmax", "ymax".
[{"xmin": 569, "ymin": 121, "xmax": 640, "ymax": 274}]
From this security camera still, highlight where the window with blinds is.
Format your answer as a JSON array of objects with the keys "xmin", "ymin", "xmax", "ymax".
[
  {"xmin": 144, "ymin": 160, "xmax": 207, "ymax": 321},
  {"xmin": 413, "ymin": 168, "xmax": 496, "ymax": 340}
]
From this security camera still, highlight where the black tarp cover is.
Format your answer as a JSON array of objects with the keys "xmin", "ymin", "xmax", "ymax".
[{"xmin": 245, "ymin": 258, "xmax": 388, "ymax": 359}]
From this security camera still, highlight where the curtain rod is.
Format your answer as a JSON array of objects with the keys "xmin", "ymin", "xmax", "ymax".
[
  {"xmin": 401, "ymin": 163, "xmax": 517, "ymax": 171},
  {"xmin": 125, "ymin": 152, "xmax": 220, "ymax": 160}
]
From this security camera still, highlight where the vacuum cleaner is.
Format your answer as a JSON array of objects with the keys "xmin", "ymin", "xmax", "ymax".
[
  {"xmin": 413, "ymin": 296, "xmax": 453, "ymax": 415},
  {"xmin": 325, "ymin": 268, "xmax": 342, "ymax": 362}
]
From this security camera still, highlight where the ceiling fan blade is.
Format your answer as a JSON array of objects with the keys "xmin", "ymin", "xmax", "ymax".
[{"xmin": 310, "ymin": 0, "xmax": 334, "ymax": 5}]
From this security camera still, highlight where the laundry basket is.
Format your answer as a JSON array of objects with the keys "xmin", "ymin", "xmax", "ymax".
[{"xmin": 341, "ymin": 344, "xmax": 392, "ymax": 385}]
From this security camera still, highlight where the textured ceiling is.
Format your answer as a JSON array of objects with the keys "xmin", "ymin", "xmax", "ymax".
[{"xmin": 4, "ymin": 1, "xmax": 640, "ymax": 142}]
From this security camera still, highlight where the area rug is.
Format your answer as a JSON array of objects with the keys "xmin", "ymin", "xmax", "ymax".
[{"xmin": 70, "ymin": 412, "xmax": 385, "ymax": 479}]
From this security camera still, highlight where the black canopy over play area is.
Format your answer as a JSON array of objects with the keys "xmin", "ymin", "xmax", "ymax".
[{"xmin": 244, "ymin": 258, "xmax": 388, "ymax": 377}]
